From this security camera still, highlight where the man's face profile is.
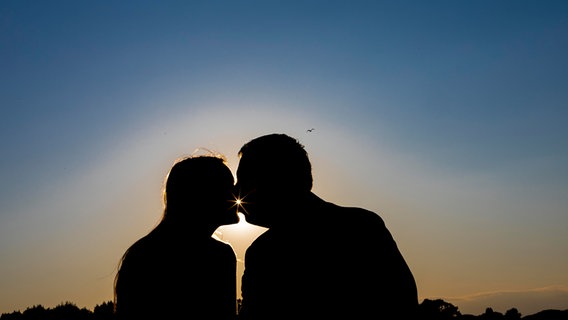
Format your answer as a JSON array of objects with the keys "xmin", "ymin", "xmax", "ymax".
[{"xmin": 236, "ymin": 154, "xmax": 276, "ymax": 228}]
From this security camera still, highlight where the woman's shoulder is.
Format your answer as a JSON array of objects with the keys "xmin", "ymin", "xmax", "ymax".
[{"xmin": 208, "ymin": 236, "xmax": 237, "ymax": 255}]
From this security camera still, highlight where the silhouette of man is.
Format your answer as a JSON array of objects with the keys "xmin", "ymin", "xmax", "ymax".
[
  {"xmin": 236, "ymin": 133, "xmax": 418, "ymax": 319},
  {"xmin": 114, "ymin": 155, "xmax": 240, "ymax": 320}
]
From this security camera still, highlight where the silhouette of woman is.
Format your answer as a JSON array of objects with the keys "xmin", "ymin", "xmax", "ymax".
[{"xmin": 114, "ymin": 154, "xmax": 240, "ymax": 320}]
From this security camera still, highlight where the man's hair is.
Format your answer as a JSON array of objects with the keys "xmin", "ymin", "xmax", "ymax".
[{"xmin": 239, "ymin": 133, "xmax": 313, "ymax": 191}]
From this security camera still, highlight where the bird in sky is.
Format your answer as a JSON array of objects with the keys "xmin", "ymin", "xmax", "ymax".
[{"xmin": 306, "ymin": 128, "xmax": 315, "ymax": 132}]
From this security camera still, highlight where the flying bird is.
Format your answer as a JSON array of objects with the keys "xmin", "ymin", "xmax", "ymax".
[{"xmin": 306, "ymin": 128, "xmax": 315, "ymax": 132}]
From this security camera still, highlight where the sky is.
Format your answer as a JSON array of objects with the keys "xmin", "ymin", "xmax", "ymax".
[{"xmin": 1, "ymin": 0, "xmax": 567, "ymax": 316}]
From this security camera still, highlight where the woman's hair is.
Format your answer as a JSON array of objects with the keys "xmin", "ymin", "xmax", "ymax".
[{"xmin": 162, "ymin": 154, "xmax": 229, "ymax": 217}]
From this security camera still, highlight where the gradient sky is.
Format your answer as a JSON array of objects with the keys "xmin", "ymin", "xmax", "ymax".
[{"xmin": 1, "ymin": 0, "xmax": 567, "ymax": 316}]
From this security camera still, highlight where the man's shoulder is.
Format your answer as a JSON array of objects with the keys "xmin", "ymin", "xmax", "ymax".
[
  {"xmin": 247, "ymin": 228, "xmax": 274, "ymax": 247},
  {"xmin": 244, "ymin": 229, "xmax": 276, "ymax": 262},
  {"xmin": 327, "ymin": 202, "xmax": 386, "ymax": 227}
]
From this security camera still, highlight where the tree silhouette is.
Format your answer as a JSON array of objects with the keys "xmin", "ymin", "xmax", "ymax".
[
  {"xmin": 0, "ymin": 311, "xmax": 21, "ymax": 320},
  {"xmin": 54, "ymin": 302, "xmax": 90, "ymax": 320},
  {"xmin": 505, "ymin": 308, "xmax": 522, "ymax": 320},
  {"xmin": 93, "ymin": 301, "xmax": 116, "ymax": 320},
  {"xmin": 480, "ymin": 307, "xmax": 505, "ymax": 320},
  {"xmin": 419, "ymin": 298, "xmax": 462, "ymax": 319},
  {"xmin": 0, "ymin": 301, "xmax": 117, "ymax": 320},
  {"xmin": 522, "ymin": 309, "xmax": 568, "ymax": 320}
]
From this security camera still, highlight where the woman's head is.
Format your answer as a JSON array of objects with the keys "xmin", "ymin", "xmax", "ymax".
[{"xmin": 163, "ymin": 155, "xmax": 239, "ymax": 228}]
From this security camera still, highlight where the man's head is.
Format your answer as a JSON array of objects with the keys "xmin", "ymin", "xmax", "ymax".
[{"xmin": 236, "ymin": 133, "xmax": 312, "ymax": 227}]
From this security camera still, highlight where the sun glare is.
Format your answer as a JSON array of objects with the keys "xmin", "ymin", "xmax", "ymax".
[{"xmin": 231, "ymin": 193, "xmax": 251, "ymax": 217}]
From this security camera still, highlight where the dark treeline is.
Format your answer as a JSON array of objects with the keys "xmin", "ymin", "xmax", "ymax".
[
  {"xmin": 1, "ymin": 299, "xmax": 566, "ymax": 320},
  {"xmin": 418, "ymin": 299, "xmax": 567, "ymax": 320},
  {"xmin": 0, "ymin": 301, "xmax": 114, "ymax": 320}
]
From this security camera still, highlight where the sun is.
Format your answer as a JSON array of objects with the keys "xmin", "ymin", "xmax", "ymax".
[
  {"xmin": 229, "ymin": 195, "xmax": 244, "ymax": 211},
  {"xmin": 231, "ymin": 193, "xmax": 251, "ymax": 217}
]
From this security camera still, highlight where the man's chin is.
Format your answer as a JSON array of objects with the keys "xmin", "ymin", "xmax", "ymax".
[
  {"xmin": 219, "ymin": 213, "xmax": 240, "ymax": 226},
  {"xmin": 227, "ymin": 217, "xmax": 241, "ymax": 225},
  {"xmin": 245, "ymin": 214, "xmax": 271, "ymax": 228}
]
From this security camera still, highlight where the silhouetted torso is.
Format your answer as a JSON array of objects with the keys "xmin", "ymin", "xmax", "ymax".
[
  {"xmin": 114, "ymin": 155, "xmax": 239, "ymax": 319},
  {"xmin": 115, "ymin": 226, "xmax": 237, "ymax": 319},
  {"xmin": 238, "ymin": 193, "xmax": 417, "ymax": 319}
]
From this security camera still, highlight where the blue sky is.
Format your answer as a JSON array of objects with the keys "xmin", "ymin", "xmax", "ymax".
[{"xmin": 1, "ymin": 0, "xmax": 567, "ymax": 316}]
